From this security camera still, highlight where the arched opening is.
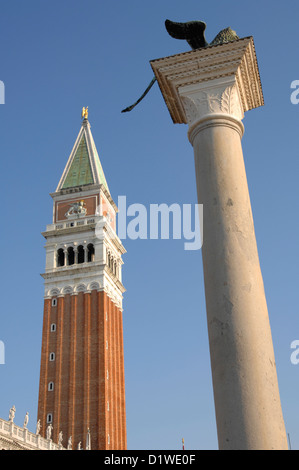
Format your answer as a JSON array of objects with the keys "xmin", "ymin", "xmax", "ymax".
[
  {"xmin": 78, "ymin": 245, "xmax": 85, "ymax": 264},
  {"xmin": 57, "ymin": 249, "xmax": 65, "ymax": 267},
  {"xmin": 87, "ymin": 244, "xmax": 95, "ymax": 262},
  {"xmin": 48, "ymin": 382, "xmax": 54, "ymax": 391},
  {"xmin": 67, "ymin": 246, "xmax": 75, "ymax": 266}
]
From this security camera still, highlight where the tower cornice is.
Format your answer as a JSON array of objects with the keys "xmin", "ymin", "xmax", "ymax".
[
  {"xmin": 41, "ymin": 263, "xmax": 126, "ymax": 294},
  {"xmin": 50, "ymin": 183, "xmax": 118, "ymax": 212}
]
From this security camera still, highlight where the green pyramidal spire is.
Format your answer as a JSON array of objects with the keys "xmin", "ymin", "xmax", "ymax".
[
  {"xmin": 62, "ymin": 134, "xmax": 93, "ymax": 188},
  {"xmin": 56, "ymin": 115, "xmax": 110, "ymax": 194}
]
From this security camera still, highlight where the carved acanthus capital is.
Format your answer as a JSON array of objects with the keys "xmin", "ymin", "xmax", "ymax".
[{"xmin": 180, "ymin": 80, "xmax": 244, "ymax": 128}]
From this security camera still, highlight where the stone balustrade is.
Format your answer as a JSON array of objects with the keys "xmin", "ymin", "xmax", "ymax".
[{"xmin": 0, "ymin": 417, "xmax": 64, "ymax": 450}]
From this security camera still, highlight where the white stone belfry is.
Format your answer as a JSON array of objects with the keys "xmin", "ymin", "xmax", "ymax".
[{"xmin": 151, "ymin": 37, "xmax": 288, "ymax": 450}]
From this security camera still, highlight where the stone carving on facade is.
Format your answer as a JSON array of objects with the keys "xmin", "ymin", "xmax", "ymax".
[
  {"xmin": 8, "ymin": 405, "xmax": 16, "ymax": 423},
  {"xmin": 46, "ymin": 423, "xmax": 53, "ymax": 440},
  {"xmin": 23, "ymin": 412, "xmax": 29, "ymax": 429},
  {"xmin": 58, "ymin": 431, "xmax": 63, "ymax": 447},
  {"xmin": 65, "ymin": 200, "xmax": 87, "ymax": 219},
  {"xmin": 36, "ymin": 419, "xmax": 41, "ymax": 435},
  {"xmin": 86, "ymin": 428, "xmax": 91, "ymax": 450},
  {"xmin": 180, "ymin": 82, "xmax": 244, "ymax": 127}
]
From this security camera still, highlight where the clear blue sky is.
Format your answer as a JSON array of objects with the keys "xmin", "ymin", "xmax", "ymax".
[{"xmin": 0, "ymin": 0, "xmax": 298, "ymax": 450}]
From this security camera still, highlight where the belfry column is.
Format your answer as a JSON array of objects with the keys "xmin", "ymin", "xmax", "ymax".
[{"xmin": 151, "ymin": 37, "xmax": 288, "ymax": 450}]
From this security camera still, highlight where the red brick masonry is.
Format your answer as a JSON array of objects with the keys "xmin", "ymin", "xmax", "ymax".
[{"xmin": 37, "ymin": 290, "xmax": 126, "ymax": 450}]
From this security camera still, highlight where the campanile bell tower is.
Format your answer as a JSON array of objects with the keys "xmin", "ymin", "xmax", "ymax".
[{"xmin": 37, "ymin": 110, "xmax": 127, "ymax": 450}]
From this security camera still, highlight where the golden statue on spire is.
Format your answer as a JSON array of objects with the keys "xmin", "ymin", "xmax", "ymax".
[{"xmin": 81, "ymin": 106, "xmax": 88, "ymax": 120}]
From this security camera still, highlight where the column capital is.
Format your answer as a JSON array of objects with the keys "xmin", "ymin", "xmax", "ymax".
[
  {"xmin": 150, "ymin": 36, "xmax": 264, "ymax": 125},
  {"xmin": 180, "ymin": 78, "xmax": 245, "ymax": 142}
]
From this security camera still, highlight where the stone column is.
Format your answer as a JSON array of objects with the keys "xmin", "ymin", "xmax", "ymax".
[
  {"xmin": 151, "ymin": 37, "xmax": 288, "ymax": 450},
  {"xmin": 63, "ymin": 247, "xmax": 68, "ymax": 267},
  {"xmin": 74, "ymin": 245, "xmax": 79, "ymax": 264}
]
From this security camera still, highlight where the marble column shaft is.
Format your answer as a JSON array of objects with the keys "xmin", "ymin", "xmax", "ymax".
[{"xmin": 151, "ymin": 38, "xmax": 288, "ymax": 450}]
